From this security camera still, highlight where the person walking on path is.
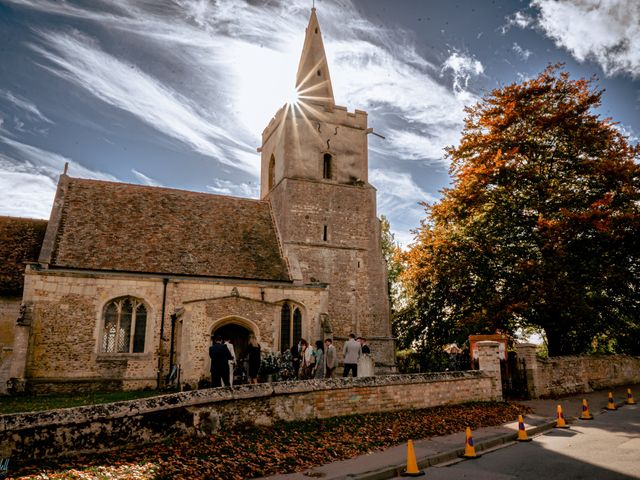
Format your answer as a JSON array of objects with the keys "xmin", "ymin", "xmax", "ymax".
[
  {"xmin": 343, "ymin": 333, "xmax": 361, "ymax": 377},
  {"xmin": 313, "ymin": 340, "xmax": 325, "ymax": 379},
  {"xmin": 325, "ymin": 338, "xmax": 336, "ymax": 378},
  {"xmin": 224, "ymin": 336, "xmax": 236, "ymax": 386},
  {"xmin": 247, "ymin": 335, "xmax": 261, "ymax": 384},
  {"xmin": 209, "ymin": 335, "xmax": 232, "ymax": 387}
]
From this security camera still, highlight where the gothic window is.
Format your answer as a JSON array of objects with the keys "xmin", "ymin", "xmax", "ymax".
[
  {"xmin": 280, "ymin": 303, "xmax": 291, "ymax": 350},
  {"xmin": 323, "ymin": 153, "xmax": 332, "ymax": 179},
  {"xmin": 280, "ymin": 302, "xmax": 303, "ymax": 350},
  {"xmin": 102, "ymin": 297, "xmax": 147, "ymax": 354},
  {"xmin": 268, "ymin": 154, "xmax": 276, "ymax": 190}
]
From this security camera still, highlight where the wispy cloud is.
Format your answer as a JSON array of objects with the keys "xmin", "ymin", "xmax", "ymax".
[
  {"xmin": 441, "ymin": 51, "xmax": 484, "ymax": 93},
  {"xmin": 0, "ymin": 89, "xmax": 53, "ymax": 124},
  {"xmin": 0, "ymin": 135, "xmax": 114, "ymax": 181},
  {"xmin": 206, "ymin": 179, "xmax": 259, "ymax": 198},
  {"xmin": 131, "ymin": 169, "xmax": 162, "ymax": 187},
  {"xmin": 512, "ymin": 42, "xmax": 532, "ymax": 61},
  {"xmin": 500, "ymin": 11, "xmax": 534, "ymax": 35},
  {"xmin": 370, "ymin": 168, "xmax": 436, "ymax": 246},
  {"xmin": 30, "ymin": 30, "xmax": 257, "ymax": 172}
]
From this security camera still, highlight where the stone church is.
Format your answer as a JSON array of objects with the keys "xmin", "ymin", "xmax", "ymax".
[{"xmin": 0, "ymin": 8, "xmax": 393, "ymax": 393}]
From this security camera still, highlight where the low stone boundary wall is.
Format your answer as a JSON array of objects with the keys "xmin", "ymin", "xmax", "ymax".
[
  {"xmin": 0, "ymin": 371, "xmax": 499, "ymax": 464},
  {"xmin": 516, "ymin": 345, "xmax": 640, "ymax": 398}
]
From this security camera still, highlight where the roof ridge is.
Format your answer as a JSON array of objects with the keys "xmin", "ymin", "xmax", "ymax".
[{"xmin": 65, "ymin": 176, "xmax": 264, "ymax": 204}]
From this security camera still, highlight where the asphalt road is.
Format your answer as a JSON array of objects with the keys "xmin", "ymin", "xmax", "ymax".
[{"xmin": 395, "ymin": 404, "xmax": 640, "ymax": 480}]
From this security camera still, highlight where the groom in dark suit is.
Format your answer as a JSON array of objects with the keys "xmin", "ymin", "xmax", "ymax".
[{"xmin": 209, "ymin": 335, "xmax": 232, "ymax": 387}]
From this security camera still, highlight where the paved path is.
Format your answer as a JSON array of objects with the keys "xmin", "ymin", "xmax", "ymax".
[
  {"xmin": 392, "ymin": 402, "xmax": 640, "ymax": 479},
  {"xmin": 262, "ymin": 384, "xmax": 640, "ymax": 480}
]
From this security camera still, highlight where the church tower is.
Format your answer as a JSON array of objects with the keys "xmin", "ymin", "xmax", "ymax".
[{"xmin": 259, "ymin": 8, "xmax": 394, "ymax": 368}]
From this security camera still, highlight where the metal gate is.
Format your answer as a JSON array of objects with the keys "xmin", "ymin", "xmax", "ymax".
[{"xmin": 500, "ymin": 352, "xmax": 529, "ymax": 399}]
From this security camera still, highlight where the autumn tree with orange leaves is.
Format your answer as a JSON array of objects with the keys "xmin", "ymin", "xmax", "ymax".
[{"xmin": 399, "ymin": 66, "xmax": 640, "ymax": 359}]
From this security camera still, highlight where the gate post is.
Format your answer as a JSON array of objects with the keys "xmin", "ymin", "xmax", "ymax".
[
  {"xmin": 516, "ymin": 343, "xmax": 539, "ymax": 398},
  {"xmin": 476, "ymin": 341, "xmax": 502, "ymax": 401}
]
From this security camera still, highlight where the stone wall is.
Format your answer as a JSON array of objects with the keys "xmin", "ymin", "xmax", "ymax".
[
  {"xmin": 516, "ymin": 344, "xmax": 640, "ymax": 398},
  {"xmin": 0, "ymin": 297, "xmax": 20, "ymax": 394},
  {"xmin": 0, "ymin": 372, "xmax": 499, "ymax": 465},
  {"xmin": 0, "ymin": 297, "xmax": 20, "ymax": 347}
]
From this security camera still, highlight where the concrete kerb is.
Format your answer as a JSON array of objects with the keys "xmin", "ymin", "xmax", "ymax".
[{"xmin": 344, "ymin": 417, "xmax": 557, "ymax": 480}]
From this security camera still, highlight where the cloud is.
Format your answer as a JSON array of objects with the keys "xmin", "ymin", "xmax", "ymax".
[
  {"xmin": 382, "ymin": 129, "xmax": 458, "ymax": 165},
  {"xmin": 532, "ymin": 0, "xmax": 640, "ymax": 78},
  {"xmin": 15, "ymin": 0, "xmax": 477, "ymax": 165},
  {"xmin": 29, "ymin": 30, "xmax": 258, "ymax": 173},
  {"xmin": 206, "ymin": 179, "xmax": 259, "ymax": 198},
  {"xmin": 370, "ymin": 168, "xmax": 437, "ymax": 246},
  {"xmin": 500, "ymin": 11, "xmax": 534, "ymax": 34},
  {"xmin": 0, "ymin": 135, "xmax": 114, "ymax": 181},
  {"xmin": 0, "ymin": 168, "xmax": 57, "ymax": 218},
  {"xmin": 131, "ymin": 169, "xmax": 162, "ymax": 187},
  {"xmin": 0, "ymin": 89, "xmax": 53, "ymax": 124},
  {"xmin": 613, "ymin": 123, "xmax": 639, "ymax": 145},
  {"xmin": 441, "ymin": 52, "xmax": 484, "ymax": 93},
  {"xmin": 512, "ymin": 42, "xmax": 532, "ymax": 61}
]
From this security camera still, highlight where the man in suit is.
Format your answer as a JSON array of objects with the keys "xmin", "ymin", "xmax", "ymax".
[
  {"xmin": 342, "ymin": 333, "xmax": 361, "ymax": 377},
  {"xmin": 209, "ymin": 335, "xmax": 232, "ymax": 387}
]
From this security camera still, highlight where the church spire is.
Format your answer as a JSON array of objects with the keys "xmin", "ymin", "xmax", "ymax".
[{"xmin": 295, "ymin": 8, "xmax": 335, "ymax": 106}]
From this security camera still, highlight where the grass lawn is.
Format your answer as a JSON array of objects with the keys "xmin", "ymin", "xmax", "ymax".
[{"xmin": 0, "ymin": 389, "xmax": 161, "ymax": 414}]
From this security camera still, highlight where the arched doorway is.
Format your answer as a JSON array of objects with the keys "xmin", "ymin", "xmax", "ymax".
[{"xmin": 212, "ymin": 323, "xmax": 251, "ymax": 362}]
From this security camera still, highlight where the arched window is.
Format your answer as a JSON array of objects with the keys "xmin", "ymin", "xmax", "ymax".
[
  {"xmin": 323, "ymin": 153, "xmax": 332, "ymax": 180},
  {"xmin": 280, "ymin": 302, "xmax": 303, "ymax": 350},
  {"xmin": 102, "ymin": 297, "xmax": 147, "ymax": 353},
  {"xmin": 268, "ymin": 154, "xmax": 276, "ymax": 191},
  {"xmin": 280, "ymin": 303, "xmax": 291, "ymax": 350}
]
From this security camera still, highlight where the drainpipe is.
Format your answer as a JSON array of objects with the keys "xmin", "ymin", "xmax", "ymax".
[
  {"xmin": 168, "ymin": 313, "xmax": 177, "ymax": 383},
  {"xmin": 157, "ymin": 278, "xmax": 169, "ymax": 389}
]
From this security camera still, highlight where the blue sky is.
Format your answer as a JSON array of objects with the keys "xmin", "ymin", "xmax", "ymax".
[{"xmin": 0, "ymin": 0, "xmax": 638, "ymax": 246}]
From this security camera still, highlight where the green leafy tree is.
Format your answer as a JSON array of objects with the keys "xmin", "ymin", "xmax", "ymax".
[
  {"xmin": 402, "ymin": 66, "xmax": 640, "ymax": 357},
  {"xmin": 380, "ymin": 215, "xmax": 405, "ymax": 314}
]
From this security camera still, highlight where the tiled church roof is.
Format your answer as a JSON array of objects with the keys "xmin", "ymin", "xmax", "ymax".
[
  {"xmin": 40, "ymin": 176, "xmax": 291, "ymax": 282},
  {"xmin": 0, "ymin": 216, "xmax": 48, "ymax": 296}
]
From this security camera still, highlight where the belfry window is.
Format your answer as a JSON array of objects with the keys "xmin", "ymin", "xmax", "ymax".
[
  {"xmin": 102, "ymin": 297, "xmax": 147, "ymax": 353},
  {"xmin": 280, "ymin": 302, "xmax": 303, "ymax": 350},
  {"xmin": 323, "ymin": 153, "xmax": 332, "ymax": 179}
]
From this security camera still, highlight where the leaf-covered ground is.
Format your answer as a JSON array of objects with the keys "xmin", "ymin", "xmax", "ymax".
[{"xmin": 7, "ymin": 401, "xmax": 531, "ymax": 480}]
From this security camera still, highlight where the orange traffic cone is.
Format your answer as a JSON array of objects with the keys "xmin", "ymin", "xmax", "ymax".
[
  {"xmin": 606, "ymin": 392, "xmax": 617, "ymax": 410},
  {"xmin": 580, "ymin": 398, "xmax": 594, "ymax": 420},
  {"xmin": 401, "ymin": 440, "xmax": 425, "ymax": 477},
  {"xmin": 555, "ymin": 404, "xmax": 569, "ymax": 428},
  {"xmin": 626, "ymin": 388, "xmax": 637, "ymax": 405},
  {"xmin": 517, "ymin": 414, "xmax": 532, "ymax": 442},
  {"xmin": 460, "ymin": 426, "xmax": 481, "ymax": 459}
]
